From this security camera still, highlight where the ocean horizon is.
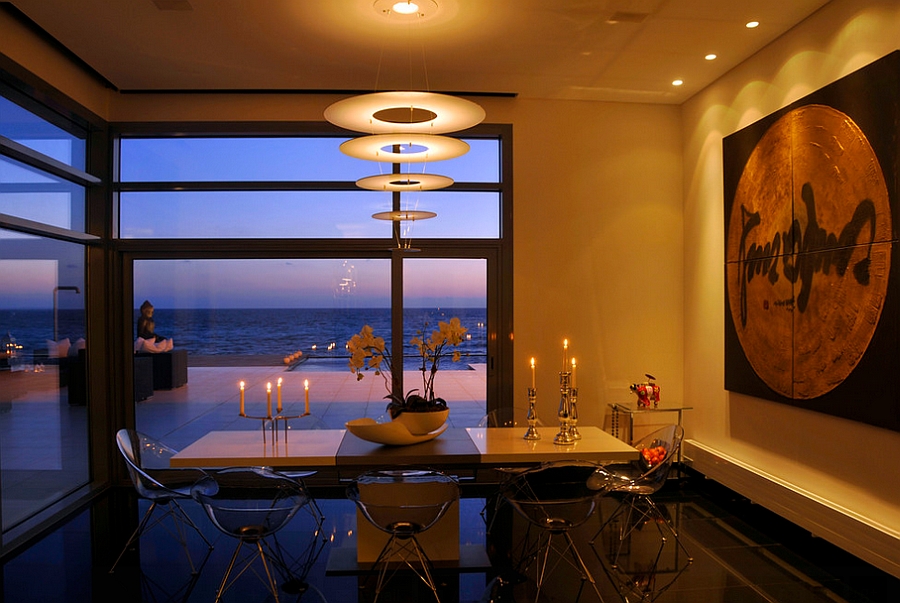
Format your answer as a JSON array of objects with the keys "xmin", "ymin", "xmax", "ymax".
[{"xmin": 1, "ymin": 307, "xmax": 487, "ymax": 370}]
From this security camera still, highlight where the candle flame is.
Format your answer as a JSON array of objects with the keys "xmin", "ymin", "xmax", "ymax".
[
  {"xmin": 564, "ymin": 339, "xmax": 568, "ymax": 349},
  {"xmin": 239, "ymin": 381, "xmax": 244, "ymax": 389},
  {"xmin": 304, "ymin": 379, "xmax": 309, "ymax": 389},
  {"xmin": 266, "ymin": 382, "xmax": 271, "ymax": 392},
  {"xmin": 277, "ymin": 377, "xmax": 282, "ymax": 386},
  {"xmin": 572, "ymin": 358, "xmax": 576, "ymax": 368},
  {"xmin": 530, "ymin": 357, "xmax": 535, "ymax": 368}
]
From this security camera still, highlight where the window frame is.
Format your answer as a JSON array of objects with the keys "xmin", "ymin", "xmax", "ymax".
[{"xmin": 110, "ymin": 121, "xmax": 513, "ymax": 420}]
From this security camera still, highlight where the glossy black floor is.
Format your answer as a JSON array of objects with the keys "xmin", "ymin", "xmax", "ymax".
[{"xmin": 1, "ymin": 470, "xmax": 896, "ymax": 603}]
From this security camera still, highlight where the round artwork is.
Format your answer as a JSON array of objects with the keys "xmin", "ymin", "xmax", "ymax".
[{"xmin": 726, "ymin": 104, "xmax": 891, "ymax": 399}]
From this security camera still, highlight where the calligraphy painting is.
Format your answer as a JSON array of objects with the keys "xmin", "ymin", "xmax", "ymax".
[{"xmin": 723, "ymin": 51, "xmax": 900, "ymax": 432}]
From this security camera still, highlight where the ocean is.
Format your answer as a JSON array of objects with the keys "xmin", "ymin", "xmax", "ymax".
[{"xmin": 0, "ymin": 307, "xmax": 487, "ymax": 370}]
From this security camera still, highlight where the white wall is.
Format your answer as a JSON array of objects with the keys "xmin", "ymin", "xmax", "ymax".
[{"xmin": 682, "ymin": 0, "xmax": 900, "ymax": 576}]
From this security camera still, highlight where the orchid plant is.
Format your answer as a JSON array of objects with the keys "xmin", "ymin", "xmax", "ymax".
[{"xmin": 347, "ymin": 317, "xmax": 468, "ymax": 416}]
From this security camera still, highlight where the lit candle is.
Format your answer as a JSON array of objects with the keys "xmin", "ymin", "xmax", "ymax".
[
  {"xmin": 266, "ymin": 382, "xmax": 272, "ymax": 418},
  {"xmin": 571, "ymin": 358, "xmax": 577, "ymax": 388},
  {"xmin": 530, "ymin": 357, "xmax": 536, "ymax": 389},
  {"xmin": 239, "ymin": 381, "xmax": 245, "ymax": 416},
  {"xmin": 304, "ymin": 379, "xmax": 310, "ymax": 415},
  {"xmin": 563, "ymin": 339, "xmax": 568, "ymax": 371},
  {"xmin": 277, "ymin": 377, "xmax": 283, "ymax": 414}
]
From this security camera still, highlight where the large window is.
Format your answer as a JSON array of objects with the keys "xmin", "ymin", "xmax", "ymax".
[
  {"xmin": 1, "ymin": 91, "xmax": 91, "ymax": 537},
  {"xmin": 118, "ymin": 129, "xmax": 511, "ymax": 442}
]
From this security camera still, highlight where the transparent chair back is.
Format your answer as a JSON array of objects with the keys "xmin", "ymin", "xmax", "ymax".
[
  {"xmin": 110, "ymin": 429, "xmax": 212, "ymax": 574},
  {"xmin": 191, "ymin": 466, "xmax": 311, "ymax": 603},
  {"xmin": 348, "ymin": 469, "xmax": 459, "ymax": 603}
]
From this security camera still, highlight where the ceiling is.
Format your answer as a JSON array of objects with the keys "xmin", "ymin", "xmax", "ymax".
[{"xmin": 4, "ymin": 0, "xmax": 831, "ymax": 104}]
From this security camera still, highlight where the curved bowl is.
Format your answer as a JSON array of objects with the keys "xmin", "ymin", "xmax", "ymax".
[
  {"xmin": 345, "ymin": 417, "xmax": 448, "ymax": 446},
  {"xmin": 393, "ymin": 409, "xmax": 450, "ymax": 435}
]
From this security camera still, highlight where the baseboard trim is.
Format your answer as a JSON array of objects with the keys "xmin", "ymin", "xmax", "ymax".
[{"xmin": 684, "ymin": 439, "xmax": 900, "ymax": 579}]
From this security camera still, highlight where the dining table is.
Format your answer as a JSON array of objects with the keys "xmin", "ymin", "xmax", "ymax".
[
  {"xmin": 169, "ymin": 425, "xmax": 640, "ymax": 473},
  {"xmin": 169, "ymin": 424, "xmax": 640, "ymax": 570}
]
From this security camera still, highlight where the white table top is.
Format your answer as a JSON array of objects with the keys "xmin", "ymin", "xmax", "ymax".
[
  {"xmin": 465, "ymin": 426, "xmax": 638, "ymax": 465},
  {"xmin": 170, "ymin": 425, "xmax": 639, "ymax": 469},
  {"xmin": 170, "ymin": 429, "xmax": 346, "ymax": 468}
]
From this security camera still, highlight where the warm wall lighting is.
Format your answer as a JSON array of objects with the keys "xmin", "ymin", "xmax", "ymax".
[
  {"xmin": 672, "ymin": 79, "xmax": 684, "ymax": 86},
  {"xmin": 746, "ymin": 21, "xmax": 759, "ymax": 28},
  {"xmin": 705, "ymin": 53, "xmax": 717, "ymax": 61}
]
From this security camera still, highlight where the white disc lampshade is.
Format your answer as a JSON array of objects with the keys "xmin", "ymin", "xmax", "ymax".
[
  {"xmin": 372, "ymin": 210, "xmax": 437, "ymax": 221},
  {"xmin": 356, "ymin": 173, "xmax": 453, "ymax": 191},
  {"xmin": 325, "ymin": 91, "xmax": 485, "ymax": 135},
  {"xmin": 340, "ymin": 133, "xmax": 469, "ymax": 163}
]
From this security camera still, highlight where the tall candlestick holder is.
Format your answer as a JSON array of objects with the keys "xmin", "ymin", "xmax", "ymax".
[
  {"xmin": 569, "ymin": 387, "xmax": 581, "ymax": 440},
  {"xmin": 554, "ymin": 370, "xmax": 576, "ymax": 445},
  {"xmin": 523, "ymin": 387, "xmax": 541, "ymax": 440},
  {"xmin": 240, "ymin": 409, "xmax": 310, "ymax": 445}
]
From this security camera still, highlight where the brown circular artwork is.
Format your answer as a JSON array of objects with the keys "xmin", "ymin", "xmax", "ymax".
[{"xmin": 726, "ymin": 104, "xmax": 891, "ymax": 399}]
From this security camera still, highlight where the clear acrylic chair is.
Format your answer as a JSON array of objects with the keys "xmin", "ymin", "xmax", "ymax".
[
  {"xmin": 348, "ymin": 469, "xmax": 459, "ymax": 603},
  {"xmin": 110, "ymin": 428, "xmax": 213, "ymax": 574},
  {"xmin": 478, "ymin": 406, "xmax": 544, "ymax": 534},
  {"xmin": 501, "ymin": 460, "xmax": 610, "ymax": 602},
  {"xmin": 589, "ymin": 424, "xmax": 691, "ymax": 567},
  {"xmin": 191, "ymin": 466, "xmax": 312, "ymax": 603},
  {"xmin": 279, "ymin": 413, "xmax": 330, "ymax": 532}
]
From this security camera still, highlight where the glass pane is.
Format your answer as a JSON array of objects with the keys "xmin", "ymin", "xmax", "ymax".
[
  {"xmin": 0, "ymin": 96, "xmax": 86, "ymax": 169},
  {"xmin": 403, "ymin": 258, "xmax": 487, "ymax": 427},
  {"xmin": 0, "ymin": 156, "xmax": 86, "ymax": 231},
  {"xmin": 119, "ymin": 136, "xmax": 499, "ymax": 183},
  {"xmin": 396, "ymin": 192, "xmax": 500, "ymax": 238},
  {"xmin": 433, "ymin": 138, "xmax": 500, "ymax": 182},
  {"xmin": 133, "ymin": 258, "xmax": 392, "ymax": 446},
  {"xmin": 0, "ymin": 230, "xmax": 88, "ymax": 532},
  {"xmin": 120, "ymin": 137, "xmax": 376, "ymax": 182},
  {"xmin": 119, "ymin": 190, "xmax": 391, "ymax": 238}
]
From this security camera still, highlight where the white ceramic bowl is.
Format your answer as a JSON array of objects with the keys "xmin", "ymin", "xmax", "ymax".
[
  {"xmin": 392, "ymin": 409, "xmax": 450, "ymax": 435},
  {"xmin": 345, "ymin": 417, "xmax": 448, "ymax": 446}
]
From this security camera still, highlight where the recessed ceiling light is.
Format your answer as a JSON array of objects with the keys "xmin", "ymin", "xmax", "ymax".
[
  {"xmin": 705, "ymin": 53, "xmax": 717, "ymax": 61},
  {"xmin": 392, "ymin": 1, "xmax": 419, "ymax": 14},
  {"xmin": 672, "ymin": 79, "xmax": 684, "ymax": 87},
  {"xmin": 746, "ymin": 21, "xmax": 760, "ymax": 29}
]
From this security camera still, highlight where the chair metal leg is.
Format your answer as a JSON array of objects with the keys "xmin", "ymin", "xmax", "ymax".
[
  {"xmin": 110, "ymin": 500, "xmax": 160, "ymax": 573},
  {"xmin": 110, "ymin": 499, "xmax": 212, "ymax": 574},
  {"xmin": 528, "ymin": 531, "xmax": 605, "ymax": 603},
  {"xmin": 215, "ymin": 539, "xmax": 283, "ymax": 603},
  {"xmin": 268, "ymin": 527, "xmax": 328, "ymax": 593},
  {"xmin": 643, "ymin": 497, "xmax": 693, "ymax": 563},
  {"xmin": 367, "ymin": 534, "xmax": 441, "ymax": 603},
  {"xmin": 592, "ymin": 495, "xmax": 692, "ymax": 568}
]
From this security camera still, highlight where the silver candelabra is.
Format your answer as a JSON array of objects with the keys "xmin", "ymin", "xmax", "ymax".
[
  {"xmin": 554, "ymin": 370, "xmax": 581, "ymax": 444},
  {"xmin": 523, "ymin": 386, "xmax": 541, "ymax": 440}
]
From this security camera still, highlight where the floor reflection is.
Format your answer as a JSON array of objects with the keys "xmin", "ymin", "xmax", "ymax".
[{"xmin": 1, "ymin": 475, "xmax": 895, "ymax": 603}]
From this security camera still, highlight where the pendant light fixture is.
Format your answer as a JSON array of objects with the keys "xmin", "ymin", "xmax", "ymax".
[{"xmin": 324, "ymin": 0, "xmax": 485, "ymax": 193}]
